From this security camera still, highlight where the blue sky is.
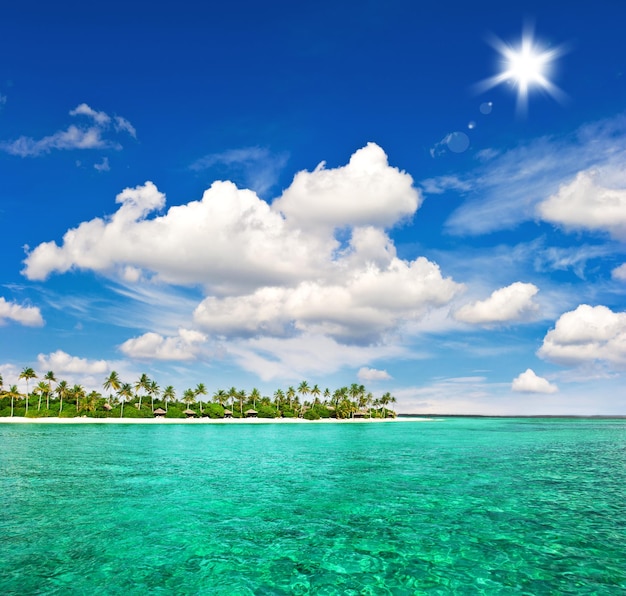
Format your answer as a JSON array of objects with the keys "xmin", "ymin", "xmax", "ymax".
[{"xmin": 1, "ymin": 0, "xmax": 626, "ymax": 414}]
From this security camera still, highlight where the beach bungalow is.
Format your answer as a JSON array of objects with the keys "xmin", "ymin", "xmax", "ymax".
[
  {"xmin": 353, "ymin": 410, "xmax": 367, "ymax": 418},
  {"xmin": 244, "ymin": 409, "xmax": 258, "ymax": 418},
  {"xmin": 223, "ymin": 409, "xmax": 233, "ymax": 418},
  {"xmin": 103, "ymin": 403, "xmax": 112, "ymax": 411},
  {"xmin": 183, "ymin": 408, "xmax": 196, "ymax": 418},
  {"xmin": 153, "ymin": 407, "xmax": 166, "ymax": 418}
]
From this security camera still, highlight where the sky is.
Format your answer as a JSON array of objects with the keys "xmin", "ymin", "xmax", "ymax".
[{"xmin": 1, "ymin": 0, "xmax": 626, "ymax": 415}]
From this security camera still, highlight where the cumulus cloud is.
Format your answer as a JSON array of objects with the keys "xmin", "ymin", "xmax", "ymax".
[
  {"xmin": 454, "ymin": 282, "xmax": 539, "ymax": 325},
  {"xmin": 0, "ymin": 103, "xmax": 136, "ymax": 157},
  {"xmin": 193, "ymin": 256, "xmax": 460, "ymax": 342},
  {"xmin": 511, "ymin": 369, "xmax": 558, "ymax": 393},
  {"xmin": 358, "ymin": 367, "xmax": 392, "ymax": 382},
  {"xmin": 538, "ymin": 304, "xmax": 626, "ymax": 367},
  {"xmin": 22, "ymin": 144, "xmax": 462, "ymax": 354},
  {"xmin": 119, "ymin": 328, "xmax": 207, "ymax": 361},
  {"xmin": 227, "ymin": 333, "xmax": 407, "ymax": 381},
  {"xmin": 538, "ymin": 169, "xmax": 626, "ymax": 239},
  {"xmin": 273, "ymin": 143, "xmax": 420, "ymax": 230},
  {"xmin": 37, "ymin": 350, "xmax": 109, "ymax": 375},
  {"xmin": 612, "ymin": 264, "xmax": 626, "ymax": 281},
  {"xmin": 23, "ymin": 179, "xmax": 330, "ymax": 292},
  {"xmin": 0, "ymin": 297, "xmax": 44, "ymax": 326}
]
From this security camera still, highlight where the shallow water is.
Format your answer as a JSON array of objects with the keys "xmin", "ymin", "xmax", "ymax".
[{"xmin": 1, "ymin": 418, "xmax": 625, "ymax": 594}]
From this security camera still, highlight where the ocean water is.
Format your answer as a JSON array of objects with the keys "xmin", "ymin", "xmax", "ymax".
[{"xmin": 1, "ymin": 418, "xmax": 625, "ymax": 595}]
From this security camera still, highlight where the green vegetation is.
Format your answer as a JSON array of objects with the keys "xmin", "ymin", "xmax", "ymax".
[{"xmin": 0, "ymin": 371, "xmax": 397, "ymax": 420}]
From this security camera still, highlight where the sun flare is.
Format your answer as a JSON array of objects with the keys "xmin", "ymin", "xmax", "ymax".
[{"xmin": 476, "ymin": 25, "xmax": 567, "ymax": 115}]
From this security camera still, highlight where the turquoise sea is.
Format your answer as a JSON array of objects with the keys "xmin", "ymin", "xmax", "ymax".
[{"xmin": 1, "ymin": 418, "xmax": 625, "ymax": 595}]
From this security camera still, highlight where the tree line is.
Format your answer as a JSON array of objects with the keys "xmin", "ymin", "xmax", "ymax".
[{"xmin": 0, "ymin": 368, "xmax": 397, "ymax": 420}]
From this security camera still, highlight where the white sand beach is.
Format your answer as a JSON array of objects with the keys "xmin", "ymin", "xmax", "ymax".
[{"xmin": 0, "ymin": 416, "xmax": 433, "ymax": 424}]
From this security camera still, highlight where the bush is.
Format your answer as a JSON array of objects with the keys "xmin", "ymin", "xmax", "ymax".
[
  {"xmin": 202, "ymin": 403, "xmax": 225, "ymax": 419},
  {"xmin": 256, "ymin": 404, "xmax": 278, "ymax": 418},
  {"xmin": 303, "ymin": 409, "xmax": 321, "ymax": 420}
]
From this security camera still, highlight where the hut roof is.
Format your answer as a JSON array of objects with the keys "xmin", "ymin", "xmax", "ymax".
[
  {"xmin": 183, "ymin": 408, "xmax": 196, "ymax": 415},
  {"xmin": 245, "ymin": 409, "xmax": 258, "ymax": 414},
  {"xmin": 224, "ymin": 409, "xmax": 233, "ymax": 414},
  {"xmin": 103, "ymin": 403, "xmax": 112, "ymax": 411},
  {"xmin": 154, "ymin": 408, "xmax": 166, "ymax": 415}
]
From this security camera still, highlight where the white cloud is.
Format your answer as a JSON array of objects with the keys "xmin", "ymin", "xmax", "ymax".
[
  {"xmin": 190, "ymin": 146, "xmax": 288, "ymax": 196},
  {"xmin": 0, "ymin": 103, "xmax": 136, "ymax": 157},
  {"xmin": 435, "ymin": 114, "xmax": 626, "ymax": 235},
  {"xmin": 273, "ymin": 143, "xmax": 420, "ymax": 230},
  {"xmin": 357, "ymin": 367, "xmax": 392, "ymax": 382},
  {"xmin": 37, "ymin": 350, "xmax": 110, "ymax": 375},
  {"xmin": 23, "ymin": 179, "xmax": 329, "ymax": 292},
  {"xmin": 454, "ymin": 282, "xmax": 539, "ymax": 325},
  {"xmin": 511, "ymin": 369, "xmax": 558, "ymax": 393},
  {"xmin": 94, "ymin": 157, "xmax": 110, "ymax": 172},
  {"xmin": 194, "ymin": 256, "xmax": 460, "ymax": 342},
  {"xmin": 119, "ymin": 328, "xmax": 207, "ymax": 361},
  {"xmin": 612, "ymin": 264, "xmax": 626, "ymax": 281},
  {"xmin": 22, "ymin": 144, "xmax": 462, "ymax": 352},
  {"xmin": 69, "ymin": 103, "xmax": 111, "ymax": 125},
  {"xmin": 227, "ymin": 333, "xmax": 407, "ymax": 381},
  {"xmin": 538, "ymin": 304, "xmax": 626, "ymax": 367},
  {"xmin": 538, "ymin": 169, "xmax": 626, "ymax": 239},
  {"xmin": 0, "ymin": 297, "xmax": 44, "ymax": 326}
]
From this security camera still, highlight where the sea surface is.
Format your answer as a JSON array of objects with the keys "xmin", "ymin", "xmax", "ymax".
[{"xmin": 1, "ymin": 418, "xmax": 625, "ymax": 595}]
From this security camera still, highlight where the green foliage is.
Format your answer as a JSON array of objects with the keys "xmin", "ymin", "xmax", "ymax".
[
  {"xmin": 165, "ymin": 406, "xmax": 186, "ymax": 419},
  {"xmin": 202, "ymin": 402, "xmax": 225, "ymax": 419},
  {"xmin": 303, "ymin": 409, "xmax": 320, "ymax": 420},
  {"xmin": 282, "ymin": 410, "xmax": 296, "ymax": 418},
  {"xmin": 256, "ymin": 404, "xmax": 278, "ymax": 418}
]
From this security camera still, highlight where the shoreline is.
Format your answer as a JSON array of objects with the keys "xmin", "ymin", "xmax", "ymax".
[{"xmin": 0, "ymin": 416, "xmax": 434, "ymax": 425}]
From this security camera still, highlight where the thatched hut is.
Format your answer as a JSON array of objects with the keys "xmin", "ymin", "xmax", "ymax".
[
  {"xmin": 244, "ymin": 408, "xmax": 258, "ymax": 418},
  {"xmin": 103, "ymin": 403, "xmax": 113, "ymax": 411},
  {"xmin": 223, "ymin": 409, "xmax": 233, "ymax": 418},
  {"xmin": 153, "ymin": 407, "xmax": 166, "ymax": 418},
  {"xmin": 183, "ymin": 408, "xmax": 196, "ymax": 418}
]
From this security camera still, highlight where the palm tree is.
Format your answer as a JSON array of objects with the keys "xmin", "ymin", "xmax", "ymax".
[
  {"xmin": 35, "ymin": 380, "xmax": 49, "ymax": 411},
  {"xmin": 213, "ymin": 389, "xmax": 228, "ymax": 410},
  {"xmin": 19, "ymin": 367, "xmax": 37, "ymax": 414},
  {"xmin": 56, "ymin": 380, "xmax": 69, "ymax": 415},
  {"xmin": 323, "ymin": 387, "xmax": 330, "ymax": 403},
  {"xmin": 195, "ymin": 383, "xmax": 207, "ymax": 414},
  {"xmin": 162, "ymin": 385, "xmax": 175, "ymax": 412},
  {"xmin": 311, "ymin": 384, "xmax": 321, "ymax": 404},
  {"xmin": 182, "ymin": 388, "xmax": 196, "ymax": 412},
  {"xmin": 72, "ymin": 384, "xmax": 85, "ymax": 412},
  {"xmin": 135, "ymin": 373, "xmax": 151, "ymax": 410},
  {"xmin": 228, "ymin": 386, "xmax": 238, "ymax": 414},
  {"xmin": 103, "ymin": 371, "xmax": 121, "ymax": 405},
  {"xmin": 250, "ymin": 388, "xmax": 261, "ymax": 410},
  {"xmin": 80, "ymin": 391, "xmax": 98, "ymax": 414},
  {"xmin": 286, "ymin": 386, "xmax": 296, "ymax": 409},
  {"xmin": 6, "ymin": 385, "xmax": 21, "ymax": 417},
  {"xmin": 117, "ymin": 383, "xmax": 133, "ymax": 418},
  {"xmin": 273, "ymin": 388, "xmax": 285, "ymax": 414},
  {"xmin": 149, "ymin": 380, "xmax": 160, "ymax": 412},
  {"xmin": 237, "ymin": 389, "xmax": 246, "ymax": 415},
  {"xmin": 297, "ymin": 381, "xmax": 310, "ymax": 403},
  {"xmin": 44, "ymin": 371, "xmax": 57, "ymax": 410}
]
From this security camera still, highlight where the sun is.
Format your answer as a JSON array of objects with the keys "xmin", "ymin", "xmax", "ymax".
[{"xmin": 476, "ymin": 24, "xmax": 567, "ymax": 115}]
